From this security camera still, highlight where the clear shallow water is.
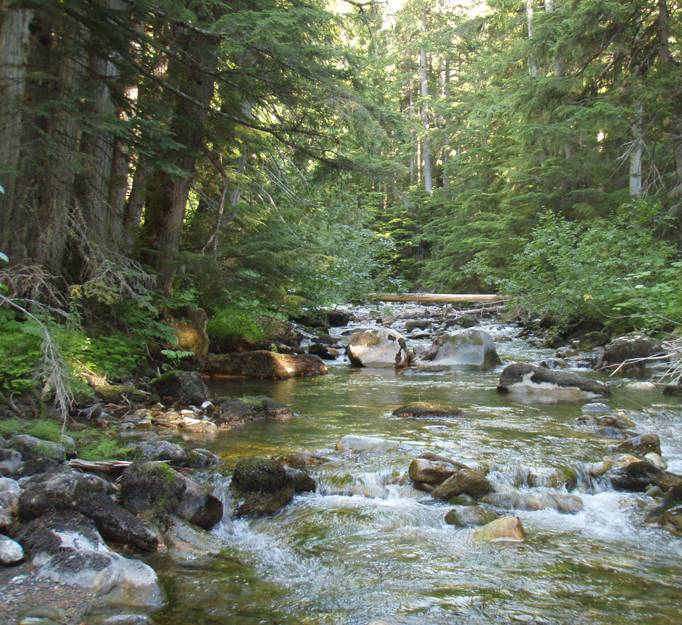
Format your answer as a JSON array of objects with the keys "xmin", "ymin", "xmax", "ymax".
[{"xmin": 154, "ymin": 314, "xmax": 682, "ymax": 625}]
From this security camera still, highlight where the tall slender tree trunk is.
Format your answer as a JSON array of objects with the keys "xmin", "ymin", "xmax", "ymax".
[
  {"xmin": 441, "ymin": 57, "xmax": 451, "ymax": 189},
  {"xmin": 629, "ymin": 102, "xmax": 644, "ymax": 198},
  {"xmin": 419, "ymin": 11, "xmax": 432, "ymax": 194},
  {"xmin": 142, "ymin": 21, "xmax": 219, "ymax": 294},
  {"xmin": 408, "ymin": 82, "xmax": 416, "ymax": 186},
  {"xmin": 526, "ymin": 0, "xmax": 538, "ymax": 78}
]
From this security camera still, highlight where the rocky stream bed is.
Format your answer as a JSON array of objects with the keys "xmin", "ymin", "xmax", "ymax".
[{"xmin": 1, "ymin": 302, "xmax": 681, "ymax": 625}]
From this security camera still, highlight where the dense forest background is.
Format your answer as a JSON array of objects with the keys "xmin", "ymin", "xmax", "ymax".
[{"xmin": 0, "ymin": 0, "xmax": 680, "ymax": 405}]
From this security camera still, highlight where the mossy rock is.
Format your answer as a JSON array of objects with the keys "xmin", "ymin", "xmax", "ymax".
[{"xmin": 393, "ymin": 401, "xmax": 462, "ymax": 418}]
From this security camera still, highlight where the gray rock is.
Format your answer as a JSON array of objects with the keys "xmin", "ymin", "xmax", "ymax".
[
  {"xmin": 336, "ymin": 435, "xmax": 399, "ymax": 453},
  {"xmin": 19, "ymin": 471, "xmax": 158, "ymax": 552},
  {"xmin": 17, "ymin": 511, "xmax": 163, "ymax": 608},
  {"xmin": 134, "ymin": 439, "xmax": 188, "ymax": 465},
  {"xmin": 408, "ymin": 458, "xmax": 458, "ymax": 485},
  {"xmin": 0, "ymin": 447, "xmax": 23, "ymax": 476},
  {"xmin": 285, "ymin": 467, "xmax": 317, "ymax": 493},
  {"xmin": 597, "ymin": 334, "xmax": 664, "ymax": 372},
  {"xmin": 163, "ymin": 517, "xmax": 223, "ymax": 564},
  {"xmin": 0, "ymin": 533, "xmax": 23, "ymax": 564},
  {"xmin": 614, "ymin": 433, "xmax": 661, "ymax": 456},
  {"xmin": 7, "ymin": 435, "xmax": 65, "ymax": 461},
  {"xmin": 581, "ymin": 402, "xmax": 611, "ymax": 414},
  {"xmin": 85, "ymin": 614, "xmax": 154, "ymax": 625},
  {"xmin": 347, "ymin": 328, "xmax": 412, "ymax": 368},
  {"xmin": 498, "ymin": 363, "xmax": 610, "ymax": 398},
  {"xmin": 0, "ymin": 477, "xmax": 20, "ymax": 531},
  {"xmin": 421, "ymin": 329, "xmax": 500, "ymax": 369}
]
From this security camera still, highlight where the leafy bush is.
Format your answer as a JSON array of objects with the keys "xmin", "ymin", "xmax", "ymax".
[
  {"xmin": 207, "ymin": 303, "xmax": 266, "ymax": 347},
  {"xmin": 0, "ymin": 310, "xmax": 43, "ymax": 394},
  {"xmin": 504, "ymin": 205, "xmax": 681, "ymax": 334}
]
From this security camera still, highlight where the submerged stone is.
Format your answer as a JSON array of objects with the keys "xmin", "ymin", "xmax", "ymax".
[{"xmin": 393, "ymin": 401, "xmax": 462, "ymax": 418}]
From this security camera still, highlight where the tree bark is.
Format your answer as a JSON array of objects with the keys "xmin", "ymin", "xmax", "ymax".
[
  {"xmin": 142, "ymin": 20, "xmax": 219, "ymax": 294},
  {"xmin": 629, "ymin": 102, "xmax": 644, "ymax": 198},
  {"xmin": 419, "ymin": 10, "xmax": 432, "ymax": 194},
  {"xmin": 526, "ymin": 0, "xmax": 538, "ymax": 78},
  {"xmin": 441, "ymin": 57, "xmax": 451, "ymax": 188}
]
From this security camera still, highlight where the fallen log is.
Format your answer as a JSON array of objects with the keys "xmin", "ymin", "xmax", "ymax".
[{"xmin": 368, "ymin": 293, "xmax": 507, "ymax": 304}]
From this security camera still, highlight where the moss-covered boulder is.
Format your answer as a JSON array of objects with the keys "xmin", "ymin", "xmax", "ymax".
[
  {"xmin": 230, "ymin": 457, "xmax": 294, "ymax": 516},
  {"xmin": 431, "ymin": 467, "xmax": 491, "ymax": 501},
  {"xmin": 151, "ymin": 370, "xmax": 209, "ymax": 406}
]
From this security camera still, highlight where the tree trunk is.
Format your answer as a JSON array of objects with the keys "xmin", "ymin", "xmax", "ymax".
[
  {"xmin": 0, "ymin": 6, "xmax": 32, "ymax": 223},
  {"xmin": 419, "ymin": 11, "xmax": 432, "ymax": 194},
  {"xmin": 408, "ymin": 83, "xmax": 416, "ymax": 186},
  {"xmin": 441, "ymin": 57, "xmax": 451, "ymax": 189},
  {"xmin": 142, "ymin": 21, "xmax": 219, "ymax": 294},
  {"xmin": 629, "ymin": 103, "xmax": 644, "ymax": 198},
  {"xmin": 526, "ymin": 0, "xmax": 538, "ymax": 78}
]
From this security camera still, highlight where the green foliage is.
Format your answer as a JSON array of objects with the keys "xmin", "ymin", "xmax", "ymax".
[
  {"xmin": 0, "ymin": 310, "xmax": 43, "ymax": 395},
  {"xmin": 0, "ymin": 417, "xmax": 63, "ymax": 442},
  {"xmin": 74, "ymin": 429, "xmax": 135, "ymax": 461},
  {"xmin": 207, "ymin": 303, "xmax": 266, "ymax": 346},
  {"xmin": 503, "ymin": 206, "xmax": 681, "ymax": 334}
]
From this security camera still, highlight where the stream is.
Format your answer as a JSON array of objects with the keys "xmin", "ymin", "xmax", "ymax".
[{"xmin": 153, "ymin": 305, "xmax": 682, "ymax": 625}]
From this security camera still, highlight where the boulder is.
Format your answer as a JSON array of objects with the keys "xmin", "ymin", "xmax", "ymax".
[
  {"xmin": 175, "ymin": 478, "xmax": 223, "ymax": 529},
  {"xmin": 614, "ymin": 433, "xmax": 661, "ymax": 456},
  {"xmin": 663, "ymin": 382, "xmax": 682, "ymax": 397},
  {"xmin": 19, "ymin": 471, "xmax": 158, "ymax": 552},
  {"xmin": 473, "ymin": 516, "xmax": 525, "ymax": 543},
  {"xmin": 347, "ymin": 328, "xmax": 411, "ymax": 368},
  {"xmin": 0, "ymin": 533, "xmax": 23, "ymax": 564},
  {"xmin": 230, "ymin": 457, "xmax": 294, "ymax": 516},
  {"xmin": 308, "ymin": 343, "xmax": 340, "ymax": 360},
  {"xmin": 120, "ymin": 462, "xmax": 222, "ymax": 530},
  {"xmin": 133, "ymin": 439, "xmax": 188, "ymax": 465},
  {"xmin": 285, "ymin": 467, "xmax": 317, "ymax": 493},
  {"xmin": 497, "ymin": 363, "xmax": 610, "ymax": 398},
  {"xmin": 405, "ymin": 319, "xmax": 432, "ymax": 332},
  {"xmin": 393, "ymin": 402, "xmax": 462, "ymax": 418},
  {"xmin": 421, "ymin": 329, "xmax": 500, "ymax": 369},
  {"xmin": 178, "ymin": 416, "xmax": 218, "ymax": 435},
  {"xmin": 445, "ymin": 506, "xmax": 499, "ymax": 527},
  {"xmin": 581, "ymin": 402, "xmax": 611, "ymax": 415},
  {"xmin": 278, "ymin": 452, "xmax": 330, "ymax": 469},
  {"xmin": 609, "ymin": 460, "xmax": 663, "ymax": 491},
  {"xmin": 0, "ymin": 477, "xmax": 20, "ymax": 531},
  {"xmin": 644, "ymin": 452, "xmax": 667, "ymax": 470},
  {"xmin": 162, "ymin": 517, "xmax": 224, "ymax": 564},
  {"xmin": 597, "ymin": 334, "xmax": 663, "ymax": 372},
  {"xmin": 336, "ymin": 435, "xmax": 399, "ymax": 453},
  {"xmin": 94, "ymin": 385, "xmax": 148, "ymax": 404},
  {"xmin": 431, "ymin": 467, "xmax": 491, "ymax": 501},
  {"xmin": 17, "ymin": 511, "xmax": 164, "ymax": 608},
  {"xmin": 204, "ymin": 351, "xmax": 327, "ymax": 380},
  {"xmin": 186, "ymin": 448, "xmax": 220, "ymax": 469},
  {"xmin": 408, "ymin": 458, "xmax": 458, "ymax": 485},
  {"xmin": 326, "ymin": 309, "xmax": 352, "ymax": 327},
  {"xmin": 657, "ymin": 505, "xmax": 682, "ymax": 535},
  {"xmin": 7, "ymin": 434, "xmax": 66, "ymax": 461},
  {"xmin": 217, "ymin": 396, "xmax": 294, "ymax": 427},
  {"xmin": 163, "ymin": 306, "xmax": 209, "ymax": 360},
  {"xmin": 0, "ymin": 447, "xmax": 23, "ymax": 476},
  {"xmin": 151, "ymin": 370, "xmax": 208, "ymax": 406}
]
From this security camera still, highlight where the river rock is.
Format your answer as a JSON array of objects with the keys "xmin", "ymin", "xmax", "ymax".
[
  {"xmin": 84, "ymin": 614, "xmax": 154, "ymax": 625},
  {"xmin": 285, "ymin": 467, "xmax": 317, "ymax": 493},
  {"xmin": 133, "ymin": 439, "xmax": 188, "ymax": 465},
  {"xmin": 657, "ymin": 505, "xmax": 682, "ymax": 535},
  {"xmin": 308, "ymin": 343, "xmax": 340, "ymax": 360},
  {"xmin": 0, "ymin": 447, "xmax": 23, "ymax": 476},
  {"xmin": 217, "ymin": 396, "xmax": 294, "ymax": 427},
  {"xmin": 204, "ymin": 351, "xmax": 327, "ymax": 380},
  {"xmin": 473, "ymin": 516, "xmax": 525, "ymax": 543},
  {"xmin": 581, "ymin": 402, "xmax": 611, "ymax": 415},
  {"xmin": 596, "ymin": 334, "xmax": 663, "ymax": 372},
  {"xmin": 614, "ymin": 433, "xmax": 661, "ymax": 456},
  {"xmin": 445, "ymin": 506, "xmax": 499, "ymax": 527},
  {"xmin": 609, "ymin": 460, "xmax": 663, "ymax": 491},
  {"xmin": 278, "ymin": 451, "xmax": 330, "ymax": 468},
  {"xmin": 120, "ymin": 462, "xmax": 222, "ymax": 530},
  {"xmin": 0, "ymin": 477, "xmax": 20, "ymax": 530},
  {"xmin": 19, "ymin": 471, "xmax": 158, "ymax": 552},
  {"xmin": 7, "ymin": 434, "xmax": 66, "ymax": 461},
  {"xmin": 393, "ymin": 401, "xmax": 462, "ymax": 418},
  {"xmin": 0, "ymin": 533, "xmax": 23, "ymax": 564},
  {"xmin": 151, "ymin": 370, "xmax": 208, "ymax": 406},
  {"xmin": 663, "ymin": 382, "xmax": 682, "ymax": 397},
  {"xmin": 163, "ymin": 517, "xmax": 224, "ymax": 563},
  {"xmin": 408, "ymin": 458, "xmax": 458, "ymax": 485},
  {"xmin": 336, "ymin": 435, "xmax": 399, "ymax": 453},
  {"xmin": 405, "ymin": 319, "xmax": 432, "ymax": 332},
  {"xmin": 644, "ymin": 452, "xmax": 667, "ymax": 470},
  {"xmin": 230, "ymin": 457, "xmax": 294, "ymax": 516},
  {"xmin": 497, "ymin": 363, "xmax": 610, "ymax": 398},
  {"xmin": 421, "ymin": 329, "xmax": 500, "ymax": 369},
  {"xmin": 347, "ymin": 328, "xmax": 411, "ymax": 368},
  {"xmin": 326, "ymin": 309, "xmax": 352, "ymax": 327},
  {"xmin": 431, "ymin": 467, "xmax": 491, "ymax": 501},
  {"xmin": 17, "ymin": 511, "xmax": 164, "ymax": 608}
]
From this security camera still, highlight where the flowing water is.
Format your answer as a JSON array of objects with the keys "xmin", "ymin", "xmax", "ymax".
[{"xmin": 154, "ymin": 306, "xmax": 682, "ymax": 625}]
